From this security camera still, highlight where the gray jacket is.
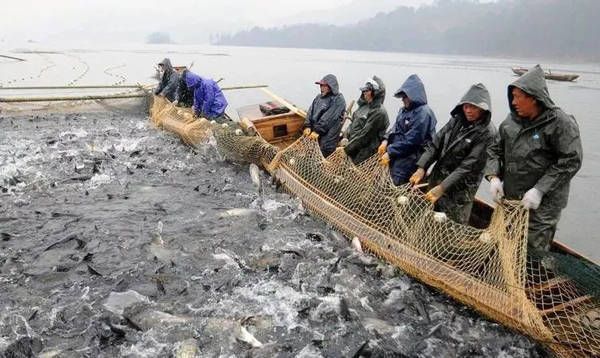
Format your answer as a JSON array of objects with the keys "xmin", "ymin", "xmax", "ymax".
[
  {"xmin": 485, "ymin": 65, "xmax": 583, "ymax": 208},
  {"xmin": 155, "ymin": 58, "xmax": 179, "ymax": 102},
  {"xmin": 305, "ymin": 74, "xmax": 346, "ymax": 157}
]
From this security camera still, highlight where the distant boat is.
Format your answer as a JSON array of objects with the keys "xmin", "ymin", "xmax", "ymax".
[{"xmin": 512, "ymin": 67, "xmax": 579, "ymax": 81}]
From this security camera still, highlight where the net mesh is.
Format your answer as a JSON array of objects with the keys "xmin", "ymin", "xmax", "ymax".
[{"xmin": 150, "ymin": 96, "xmax": 599, "ymax": 357}]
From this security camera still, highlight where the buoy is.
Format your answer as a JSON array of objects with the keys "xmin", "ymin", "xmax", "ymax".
[{"xmin": 433, "ymin": 212, "xmax": 448, "ymax": 223}]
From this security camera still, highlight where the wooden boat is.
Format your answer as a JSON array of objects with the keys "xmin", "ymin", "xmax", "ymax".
[
  {"xmin": 239, "ymin": 97, "xmax": 600, "ymax": 354},
  {"xmin": 512, "ymin": 67, "xmax": 579, "ymax": 82}
]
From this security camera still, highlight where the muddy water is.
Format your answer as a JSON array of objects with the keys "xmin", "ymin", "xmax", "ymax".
[{"xmin": 0, "ymin": 110, "xmax": 542, "ymax": 357}]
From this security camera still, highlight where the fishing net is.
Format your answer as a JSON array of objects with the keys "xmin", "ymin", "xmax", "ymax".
[{"xmin": 150, "ymin": 96, "xmax": 599, "ymax": 357}]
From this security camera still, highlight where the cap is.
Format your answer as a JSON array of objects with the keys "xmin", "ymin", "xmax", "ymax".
[{"xmin": 360, "ymin": 77, "xmax": 380, "ymax": 92}]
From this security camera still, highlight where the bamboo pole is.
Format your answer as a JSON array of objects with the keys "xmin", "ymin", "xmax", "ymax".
[
  {"xmin": 0, "ymin": 93, "xmax": 148, "ymax": 103},
  {"xmin": 0, "ymin": 84, "xmax": 149, "ymax": 90},
  {"xmin": 0, "ymin": 84, "xmax": 269, "ymax": 103},
  {"xmin": 0, "ymin": 54, "xmax": 26, "ymax": 61}
]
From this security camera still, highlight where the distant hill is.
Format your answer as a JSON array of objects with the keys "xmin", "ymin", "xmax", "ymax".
[
  {"xmin": 147, "ymin": 32, "xmax": 174, "ymax": 44},
  {"xmin": 214, "ymin": 0, "xmax": 600, "ymax": 61}
]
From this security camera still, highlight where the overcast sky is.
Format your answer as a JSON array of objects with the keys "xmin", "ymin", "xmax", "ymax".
[{"xmin": 0, "ymin": 0, "xmax": 435, "ymax": 45}]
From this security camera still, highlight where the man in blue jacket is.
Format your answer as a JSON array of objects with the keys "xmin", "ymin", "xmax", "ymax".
[
  {"xmin": 380, "ymin": 74, "xmax": 437, "ymax": 185},
  {"xmin": 182, "ymin": 70, "xmax": 228, "ymax": 122}
]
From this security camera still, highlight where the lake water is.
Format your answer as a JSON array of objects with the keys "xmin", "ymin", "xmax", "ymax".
[{"xmin": 1, "ymin": 43, "xmax": 599, "ymax": 261}]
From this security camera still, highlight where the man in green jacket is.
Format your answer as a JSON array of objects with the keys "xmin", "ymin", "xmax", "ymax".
[
  {"xmin": 343, "ymin": 76, "xmax": 389, "ymax": 165},
  {"xmin": 485, "ymin": 65, "xmax": 583, "ymax": 251}
]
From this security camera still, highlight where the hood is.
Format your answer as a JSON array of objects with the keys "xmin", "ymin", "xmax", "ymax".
[
  {"xmin": 451, "ymin": 83, "xmax": 492, "ymax": 123},
  {"xmin": 357, "ymin": 75, "xmax": 386, "ymax": 107},
  {"xmin": 184, "ymin": 71, "xmax": 203, "ymax": 89},
  {"xmin": 508, "ymin": 64, "xmax": 556, "ymax": 115},
  {"xmin": 315, "ymin": 74, "xmax": 340, "ymax": 96},
  {"xmin": 158, "ymin": 58, "xmax": 174, "ymax": 73},
  {"xmin": 394, "ymin": 74, "xmax": 427, "ymax": 106}
]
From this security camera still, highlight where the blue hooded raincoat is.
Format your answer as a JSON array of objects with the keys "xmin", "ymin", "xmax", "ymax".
[
  {"xmin": 184, "ymin": 72, "xmax": 228, "ymax": 119},
  {"xmin": 387, "ymin": 75, "xmax": 437, "ymax": 185}
]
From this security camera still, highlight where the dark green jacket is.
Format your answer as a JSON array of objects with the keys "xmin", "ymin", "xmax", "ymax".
[
  {"xmin": 345, "ymin": 76, "xmax": 389, "ymax": 164},
  {"xmin": 485, "ymin": 65, "xmax": 583, "ymax": 208},
  {"xmin": 418, "ymin": 83, "xmax": 496, "ymax": 223}
]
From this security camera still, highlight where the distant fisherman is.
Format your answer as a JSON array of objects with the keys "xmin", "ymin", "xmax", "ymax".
[
  {"xmin": 303, "ymin": 74, "xmax": 346, "ymax": 157},
  {"xmin": 380, "ymin": 74, "xmax": 437, "ymax": 185},
  {"xmin": 154, "ymin": 58, "xmax": 179, "ymax": 101},
  {"xmin": 410, "ymin": 83, "xmax": 496, "ymax": 224},
  {"xmin": 180, "ymin": 70, "xmax": 228, "ymax": 122},
  {"xmin": 485, "ymin": 64, "xmax": 583, "ymax": 251}
]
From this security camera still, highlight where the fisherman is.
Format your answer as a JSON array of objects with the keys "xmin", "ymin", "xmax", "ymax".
[
  {"xmin": 341, "ymin": 76, "xmax": 389, "ymax": 165},
  {"xmin": 180, "ymin": 70, "xmax": 228, "ymax": 122},
  {"xmin": 303, "ymin": 74, "xmax": 346, "ymax": 157},
  {"xmin": 409, "ymin": 83, "xmax": 496, "ymax": 224},
  {"xmin": 485, "ymin": 64, "xmax": 583, "ymax": 251},
  {"xmin": 379, "ymin": 74, "xmax": 436, "ymax": 185},
  {"xmin": 173, "ymin": 68, "xmax": 194, "ymax": 108},
  {"xmin": 154, "ymin": 58, "xmax": 179, "ymax": 102}
]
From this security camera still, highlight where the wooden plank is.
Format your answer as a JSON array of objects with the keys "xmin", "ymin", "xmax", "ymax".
[{"xmin": 527, "ymin": 277, "xmax": 572, "ymax": 294}]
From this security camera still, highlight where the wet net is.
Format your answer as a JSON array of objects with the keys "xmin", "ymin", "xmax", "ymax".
[{"xmin": 150, "ymin": 96, "xmax": 600, "ymax": 357}]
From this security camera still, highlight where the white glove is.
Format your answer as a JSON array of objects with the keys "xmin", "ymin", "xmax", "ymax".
[
  {"xmin": 521, "ymin": 188, "xmax": 543, "ymax": 210},
  {"xmin": 489, "ymin": 177, "xmax": 504, "ymax": 203}
]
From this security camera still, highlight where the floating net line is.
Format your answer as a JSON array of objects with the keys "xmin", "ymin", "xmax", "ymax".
[{"xmin": 150, "ymin": 96, "xmax": 599, "ymax": 357}]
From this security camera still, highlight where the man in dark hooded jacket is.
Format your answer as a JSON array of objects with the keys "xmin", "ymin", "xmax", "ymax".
[
  {"xmin": 343, "ymin": 76, "xmax": 389, "ymax": 165},
  {"xmin": 381, "ymin": 74, "xmax": 437, "ymax": 185},
  {"xmin": 304, "ymin": 74, "xmax": 346, "ymax": 157},
  {"xmin": 485, "ymin": 65, "xmax": 583, "ymax": 251},
  {"xmin": 174, "ymin": 69, "xmax": 194, "ymax": 108},
  {"xmin": 410, "ymin": 83, "xmax": 496, "ymax": 224},
  {"xmin": 154, "ymin": 58, "xmax": 179, "ymax": 102}
]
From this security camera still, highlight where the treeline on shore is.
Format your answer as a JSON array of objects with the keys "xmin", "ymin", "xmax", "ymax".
[{"xmin": 214, "ymin": 0, "xmax": 600, "ymax": 61}]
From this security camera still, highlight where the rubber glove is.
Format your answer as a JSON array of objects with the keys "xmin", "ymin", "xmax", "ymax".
[
  {"xmin": 309, "ymin": 132, "xmax": 319, "ymax": 140},
  {"xmin": 380, "ymin": 152, "xmax": 390, "ymax": 166},
  {"xmin": 489, "ymin": 177, "xmax": 504, "ymax": 203},
  {"xmin": 521, "ymin": 188, "xmax": 543, "ymax": 210},
  {"xmin": 377, "ymin": 140, "xmax": 388, "ymax": 155},
  {"xmin": 303, "ymin": 128, "xmax": 312, "ymax": 136},
  {"xmin": 424, "ymin": 185, "xmax": 444, "ymax": 203},
  {"xmin": 409, "ymin": 168, "xmax": 425, "ymax": 186}
]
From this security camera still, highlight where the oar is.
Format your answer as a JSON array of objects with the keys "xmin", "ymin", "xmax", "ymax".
[{"xmin": 260, "ymin": 87, "xmax": 306, "ymax": 118}]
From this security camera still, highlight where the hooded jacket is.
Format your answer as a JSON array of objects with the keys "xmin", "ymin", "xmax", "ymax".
[
  {"xmin": 305, "ymin": 74, "xmax": 346, "ymax": 157},
  {"xmin": 345, "ymin": 76, "xmax": 389, "ymax": 165},
  {"xmin": 417, "ymin": 83, "xmax": 496, "ymax": 223},
  {"xmin": 184, "ymin": 71, "xmax": 228, "ymax": 119},
  {"xmin": 387, "ymin": 74, "xmax": 437, "ymax": 185},
  {"xmin": 154, "ymin": 58, "xmax": 179, "ymax": 101},
  {"xmin": 485, "ymin": 65, "xmax": 582, "ymax": 209}
]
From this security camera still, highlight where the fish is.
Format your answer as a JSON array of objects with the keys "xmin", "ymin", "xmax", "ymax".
[
  {"xmin": 218, "ymin": 208, "xmax": 257, "ymax": 218},
  {"xmin": 234, "ymin": 324, "xmax": 263, "ymax": 348},
  {"xmin": 351, "ymin": 237, "xmax": 363, "ymax": 254},
  {"xmin": 249, "ymin": 163, "xmax": 261, "ymax": 189},
  {"xmin": 175, "ymin": 338, "xmax": 198, "ymax": 358}
]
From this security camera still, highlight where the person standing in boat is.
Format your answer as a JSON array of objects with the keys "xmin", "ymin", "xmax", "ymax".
[
  {"xmin": 342, "ymin": 76, "xmax": 389, "ymax": 165},
  {"xmin": 379, "ymin": 74, "xmax": 437, "ymax": 185},
  {"xmin": 303, "ymin": 74, "xmax": 347, "ymax": 157},
  {"xmin": 180, "ymin": 70, "xmax": 228, "ymax": 122},
  {"xmin": 409, "ymin": 83, "xmax": 496, "ymax": 224},
  {"xmin": 154, "ymin": 58, "xmax": 179, "ymax": 102},
  {"xmin": 485, "ymin": 64, "xmax": 583, "ymax": 252}
]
